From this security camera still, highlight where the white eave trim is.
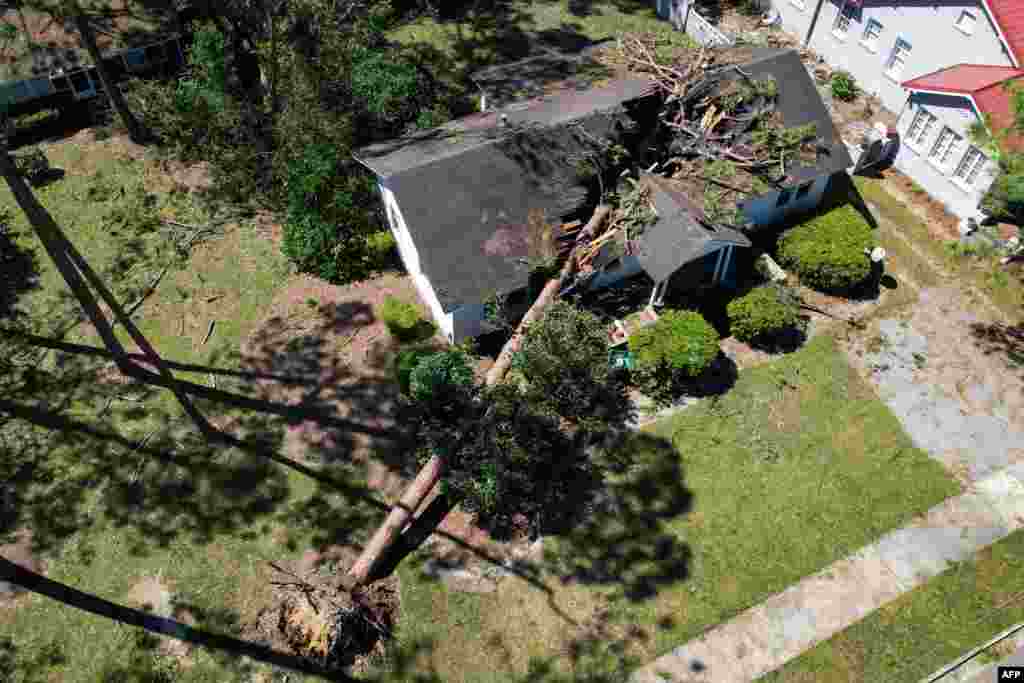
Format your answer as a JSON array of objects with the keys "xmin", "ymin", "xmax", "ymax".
[{"xmin": 979, "ymin": 0, "xmax": 1021, "ymax": 68}]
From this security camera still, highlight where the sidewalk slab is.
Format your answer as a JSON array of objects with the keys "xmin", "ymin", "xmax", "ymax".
[
  {"xmin": 974, "ymin": 471, "xmax": 1024, "ymax": 531},
  {"xmin": 631, "ymin": 467, "xmax": 1024, "ymax": 683}
]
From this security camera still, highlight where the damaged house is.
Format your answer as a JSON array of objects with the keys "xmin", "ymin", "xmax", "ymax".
[{"xmin": 354, "ymin": 46, "xmax": 851, "ymax": 343}]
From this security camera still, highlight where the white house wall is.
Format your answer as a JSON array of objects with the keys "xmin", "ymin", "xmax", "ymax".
[
  {"xmin": 772, "ymin": 0, "xmax": 1014, "ymax": 115},
  {"xmin": 377, "ymin": 183, "xmax": 455, "ymax": 341},
  {"xmin": 893, "ymin": 92, "xmax": 999, "ymax": 218}
]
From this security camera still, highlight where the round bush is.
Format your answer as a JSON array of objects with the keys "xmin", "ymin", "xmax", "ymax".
[
  {"xmin": 727, "ymin": 284, "xmax": 805, "ymax": 347},
  {"xmin": 409, "ymin": 349, "xmax": 475, "ymax": 403},
  {"xmin": 395, "ymin": 346, "xmax": 437, "ymax": 395},
  {"xmin": 516, "ymin": 301, "xmax": 622, "ymax": 426},
  {"xmin": 830, "ymin": 70, "xmax": 859, "ymax": 102},
  {"xmin": 629, "ymin": 310, "xmax": 720, "ymax": 378},
  {"xmin": 378, "ymin": 295, "xmax": 431, "ymax": 342},
  {"xmin": 777, "ymin": 204, "xmax": 874, "ymax": 293}
]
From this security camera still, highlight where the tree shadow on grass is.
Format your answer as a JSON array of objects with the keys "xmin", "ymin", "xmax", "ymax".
[
  {"xmin": 969, "ymin": 321, "xmax": 1024, "ymax": 375},
  {"xmin": 0, "ymin": 210, "xmax": 39, "ymax": 323},
  {"xmin": 544, "ymin": 430, "xmax": 693, "ymax": 601}
]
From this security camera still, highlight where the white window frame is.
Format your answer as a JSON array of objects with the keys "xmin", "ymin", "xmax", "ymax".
[
  {"xmin": 790, "ymin": 0, "xmax": 806, "ymax": 9},
  {"xmin": 832, "ymin": 2, "xmax": 856, "ymax": 39},
  {"xmin": 885, "ymin": 38, "xmax": 912, "ymax": 81},
  {"xmin": 953, "ymin": 146, "xmax": 987, "ymax": 188},
  {"xmin": 860, "ymin": 18, "xmax": 883, "ymax": 52},
  {"xmin": 954, "ymin": 10, "xmax": 976, "ymax": 35},
  {"xmin": 905, "ymin": 108, "xmax": 937, "ymax": 150},
  {"xmin": 929, "ymin": 126, "xmax": 964, "ymax": 171}
]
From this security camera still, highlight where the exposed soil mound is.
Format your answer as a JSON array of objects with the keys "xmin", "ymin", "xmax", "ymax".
[{"xmin": 253, "ymin": 549, "xmax": 400, "ymax": 675}]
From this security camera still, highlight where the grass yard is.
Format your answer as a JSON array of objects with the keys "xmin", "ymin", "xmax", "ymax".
[
  {"xmin": 379, "ymin": 334, "xmax": 959, "ymax": 681},
  {"xmin": 855, "ymin": 176, "xmax": 1024, "ymax": 319},
  {"xmin": 388, "ymin": 0, "xmax": 691, "ymax": 103},
  {"xmin": 0, "ymin": 135, "xmax": 347, "ymax": 682},
  {"xmin": 762, "ymin": 529, "xmax": 1024, "ymax": 682}
]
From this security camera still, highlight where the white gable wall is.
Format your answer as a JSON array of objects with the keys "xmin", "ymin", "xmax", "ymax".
[
  {"xmin": 893, "ymin": 92, "xmax": 1000, "ymax": 218},
  {"xmin": 772, "ymin": 0, "xmax": 1014, "ymax": 115},
  {"xmin": 378, "ymin": 182, "xmax": 456, "ymax": 342}
]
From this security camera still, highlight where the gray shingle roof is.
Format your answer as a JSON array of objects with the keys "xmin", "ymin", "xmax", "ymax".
[
  {"xmin": 712, "ymin": 48, "xmax": 853, "ymax": 181},
  {"xmin": 633, "ymin": 174, "xmax": 751, "ymax": 284},
  {"xmin": 353, "ymin": 47, "xmax": 845, "ymax": 311},
  {"xmin": 354, "ymin": 76, "xmax": 658, "ymax": 311}
]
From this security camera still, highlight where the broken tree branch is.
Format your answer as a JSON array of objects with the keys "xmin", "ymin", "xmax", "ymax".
[{"xmin": 485, "ymin": 204, "xmax": 611, "ymax": 387}]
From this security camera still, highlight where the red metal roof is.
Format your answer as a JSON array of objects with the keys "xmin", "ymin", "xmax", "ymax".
[
  {"xmin": 901, "ymin": 64, "xmax": 1024, "ymax": 94},
  {"xmin": 985, "ymin": 0, "xmax": 1024, "ymax": 67},
  {"xmin": 903, "ymin": 64, "xmax": 1024, "ymax": 151}
]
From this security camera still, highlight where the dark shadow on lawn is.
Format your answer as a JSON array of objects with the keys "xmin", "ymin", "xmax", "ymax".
[
  {"xmin": 0, "ymin": 211, "xmax": 39, "ymax": 323},
  {"xmin": 970, "ymin": 321, "xmax": 1024, "ymax": 373},
  {"xmin": 0, "ymin": 558, "xmax": 358, "ymax": 681}
]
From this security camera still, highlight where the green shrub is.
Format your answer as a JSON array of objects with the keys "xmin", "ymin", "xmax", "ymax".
[
  {"xmin": 409, "ymin": 349, "xmax": 475, "ymax": 403},
  {"xmin": 630, "ymin": 310, "xmax": 720, "ymax": 377},
  {"xmin": 395, "ymin": 346, "xmax": 439, "ymax": 394},
  {"xmin": 629, "ymin": 310, "xmax": 719, "ymax": 404},
  {"xmin": 350, "ymin": 44, "xmax": 428, "ymax": 134},
  {"xmin": 517, "ymin": 301, "xmax": 629, "ymax": 428},
  {"xmin": 830, "ymin": 70, "xmax": 860, "ymax": 102},
  {"xmin": 414, "ymin": 106, "xmax": 450, "ymax": 130},
  {"xmin": 366, "ymin": 230, "xmax": 397, "ymax": 269},
  {"xmin": 727, "ymin": 284, "xmax": 805, "ymax": 347},
  {"xmin": 175, "ymin": 25, "xmax": 228, "ymax": 114},
  {"xmin": 281, "ymin": 144, "xmax": 382, "ymax": 283},
  {"xmin": 777, "ymin": 204, "xmax": 874, "ymax": 293},
  {"xmin": 379, "ymin": 295, "xmax": 432, "ymax": 342}
]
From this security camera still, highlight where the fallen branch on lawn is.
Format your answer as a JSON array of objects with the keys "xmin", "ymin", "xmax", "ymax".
[
  {"xmin": 123, "ymin": 263, "xmax": 171, "ymax": 317},
  {"xmin": 201, "ymin": 320, "xmax": 215, "ymax": 346}
]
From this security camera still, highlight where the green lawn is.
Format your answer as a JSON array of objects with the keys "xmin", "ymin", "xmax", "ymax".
[
  {"xmin": 762, "ymin": 529, "xmax": 1024, "ymax": 682},
  {"xmin": 380, "ymin": 334, "xmax": 959, "ymax": 681},
  {"xmin": 388, "ymin": 0, "xmax": 686, "ymax": 62},
  {"xmin": 0, "ymin": 136, "xmax": 337, "ymax": 683},
  {"xmin": 854, "ymin": 176, "xmax": 1024, "ymax": 319}
]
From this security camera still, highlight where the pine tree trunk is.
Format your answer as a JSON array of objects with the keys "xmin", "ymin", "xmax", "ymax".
[
  {"xmin": 341, "ymin": 454, "xmax": 446, "ymax": 589},
  {"xmin": 484, "ymin": 204, "xmax": 611, "ymax": 386},
  {"xmin": 342, "ymin": 204, "xmax": 612, "ymax": 589},
  {"xmin": 72, "ymin": 11, "xmax": 147, "ymax": 143}
]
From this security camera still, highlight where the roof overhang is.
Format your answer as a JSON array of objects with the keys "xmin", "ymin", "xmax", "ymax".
[{"xmin": 902, "ymin": 86, "xmax": 988, "ymax": 134}]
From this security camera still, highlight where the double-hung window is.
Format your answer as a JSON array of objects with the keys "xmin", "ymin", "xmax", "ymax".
[
  {"xmin": 906, "ymin": 108, "xmax": 937, "ymax": 148},
  {"xmin": 929, "ymin": 127, "xmax": 963, "ymax": 169},
  {"xmin": 886, "ymin": 38, "xmax": 912, "ymax": 79},
  {"xmin": 953, "ymin": 146, "xmax": 987, "ymax": 186},
  {"xmin": 833, "ymin": 2, "xmax": 856, "ymax": 39},
  {"xmin": 954, "ymin": 10, "xmax": 976, "ymax": 35},
  {"xmin": 860, "ymin": 19, "xmax": 883, "ymax": 52}
]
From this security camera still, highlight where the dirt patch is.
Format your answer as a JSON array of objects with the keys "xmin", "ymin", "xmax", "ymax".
[
  {"xmin": 126, "ymin": 574, "xmax": 174, "ymax": 616},
  {"xmin": 240, "ymin": 272, "xmax": 445, "ymax": 475},
  {"xmin": 876, "ymin": 167, "xmax": 962, "ymax": 241},
  {"xmin": 146, "ymin": 159, "xmax": 213, "ymax": 195},
  {"xmin": 0, "ymin": 530, "xmax": 42, "ymax": 607},
  {"xmin": 253, "ymin": 210, "xmax": 284, "ymax": 246}
]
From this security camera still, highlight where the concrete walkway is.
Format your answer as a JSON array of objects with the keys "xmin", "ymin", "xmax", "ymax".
[{"xmin": 631, "ymin": 463, "xmax": 1024, "ymax": 682}]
